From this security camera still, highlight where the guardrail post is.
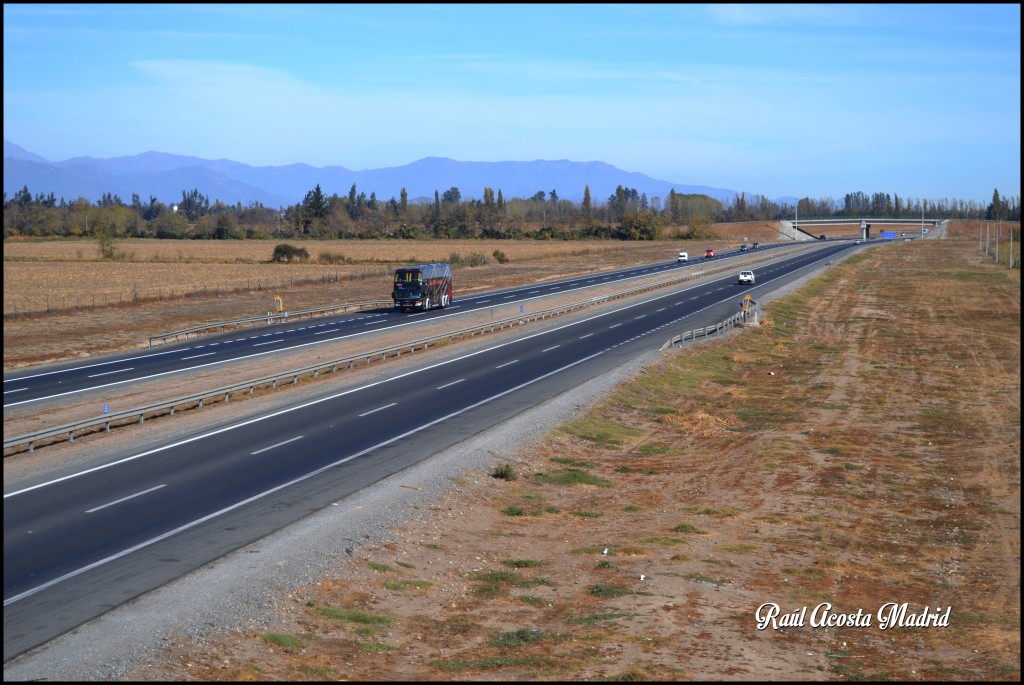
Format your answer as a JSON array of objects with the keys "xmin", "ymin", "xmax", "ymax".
[
  {"xmin": 69, "ymin": 431, "xmax": 74, "ymax": 443},
  {"xmin": 139, "ymin": 413, "xmax": 144, "ymax": 423}
]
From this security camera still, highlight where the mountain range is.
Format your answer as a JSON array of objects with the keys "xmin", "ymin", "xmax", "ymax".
[{"xmin": 4, "ymin": 140, "xmax": 769, "ymax": 209}]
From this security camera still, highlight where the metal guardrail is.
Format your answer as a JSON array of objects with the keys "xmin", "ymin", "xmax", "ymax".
[
  {"xmin": 5, "ymin": 259, "xmax": 767, "ymax": 455},
  {"xmin": 7, "ymin": 266, "xmax": 724, "ymax": 454},
  {"xmin": 148, "ymin": 300, "xmax": 393, "ymax": 346},
  {"xmin": 148, "ymin": 249, "xmax": 790, "ymax": 346},
  {"xmin": 660, "ymin": 302, "xmax": 760, "ymax": 349}
]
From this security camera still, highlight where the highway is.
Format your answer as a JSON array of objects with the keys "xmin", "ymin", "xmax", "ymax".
[
  {"xmin": 3, "ymin": 243, "xmax": 796, "ymax": 408},
  {"xmin": 3, "ymin": 240, "xmax": 856, "ymax": 661}
]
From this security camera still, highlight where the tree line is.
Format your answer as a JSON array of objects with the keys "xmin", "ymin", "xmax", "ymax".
[{"xmin": 3, "ymin": 182, "xmax": 1019, "ymax": 241}]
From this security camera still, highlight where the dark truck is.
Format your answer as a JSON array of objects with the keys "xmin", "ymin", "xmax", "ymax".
[{"xmin": 392, "ymin": 262, "xmax": 453, "ymax": 312}]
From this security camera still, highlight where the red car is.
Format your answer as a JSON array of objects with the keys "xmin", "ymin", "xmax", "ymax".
[{"xmin": 705, "ymin": 248, "xmax": 715, "ymax": 258}]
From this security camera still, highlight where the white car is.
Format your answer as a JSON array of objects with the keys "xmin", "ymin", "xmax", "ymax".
[
  {"xmin": 677, "ymin": 251, "xmax": 688, "ymax": 262},
  {"xmin": 738, "ymin": 270, "xmax": 755, "ymax": 285}
]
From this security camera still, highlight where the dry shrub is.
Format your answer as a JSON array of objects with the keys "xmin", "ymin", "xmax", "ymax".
[
  {"xmin": 724, "ymin": 351, "xmax": 756, "ymax": 364},
  {"xmin": 658, "ymin": 410, "xmax": 738, "ymax": 437},
  {"xmin": 718, "ymin": 385, "xmax": 753, "ymax": 400}
]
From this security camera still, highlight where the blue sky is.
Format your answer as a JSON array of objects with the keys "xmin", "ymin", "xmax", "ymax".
[{"xmin": 3, "ymin": 3, "xmax": 1020, "ymax": 203}]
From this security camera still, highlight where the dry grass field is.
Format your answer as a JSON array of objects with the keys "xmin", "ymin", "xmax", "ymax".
[
  {"xmin": 84, "ymin": 236, "xmax": 1015, "ymax": 681},
  {"xmin": 3, "ymin": 223, "xmax": 781, "ymax": 368},
  {"xmin": 2, "ymin": 221, "xmax": 791, "ymax": 318},
  {"xmin": 2, "ymin": 239, "xmax": 671, "ymax": 316}
]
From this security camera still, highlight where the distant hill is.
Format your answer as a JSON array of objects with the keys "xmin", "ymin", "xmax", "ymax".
[{"xmin": 4, "ymin": 140, "xmax": 752, "ymax": 208}]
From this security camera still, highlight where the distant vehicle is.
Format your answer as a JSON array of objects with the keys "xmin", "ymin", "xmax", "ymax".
[
  {"xmin": 854, "ymin": 239, "xmax": 862, "ymax": 245},
  {"xmin": 392, "ymin": 262, "xmax": 452, "ymax": 312},
  {"xmin": 818, "ymin": 234, "xmax": 827, "ymax": 240},
  {"xmin": 705, "ymin": 248, "xmax": 715, "ymax": 258},
  {"xmin": 739, "ymin": 244, "xmax": 749, "ymax": 252},
  {"xmin": 677, "ymin": 251, "xmax": 688, "ymax": 262},
  {"xmin": 738, "ymin": 270, "xmax": 755, "ymax": 285},
  {"xmin": 752, "ymin": 242, "xmax": 759, "ymax": 249}
]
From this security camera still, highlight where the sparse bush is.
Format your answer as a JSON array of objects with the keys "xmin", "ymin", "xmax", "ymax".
[
  {"xmin": 501, "ymin": 559, "xmax": 547, "ymax": 568},
  {"xmin": 271, "ymin": 243, "xmax": 310, "ymax": 263},
  {"xmin": 489, "ymin": 628, "xmax": 557, "ymax": 647},
  {"xmin": 259, "ymin": 632, "xmax": 304, "ymax": 648},
  {"xmin": 96, "ymin": 230, "xmax": 116, "ymax": 260},
  {"xmin": 318, "ymin": 250, "xmax": 350, "ymax": 264},
  {"xmin": 448, "ymin": 251, "xmax": 488, "ymax": 266},
  {"xmin": 492, "ymin": 463, "xmax": 516, "ymax": 480},
  {"xmin": 492, "ymin": 249, "xmax": 509, "ymax": 264}
]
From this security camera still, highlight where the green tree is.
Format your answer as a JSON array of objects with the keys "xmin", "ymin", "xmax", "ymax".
[
  {"xmin": 96, "ymin": 227, "xmax": 116, "ymax": 259},
  {"xmin": 153, "ymin": 211, "xmax": 190, "ymax": 239},
  {"xmin": 987, "ymin": 188, "xmax": 1007, "ymax": 220},
  {"xmin": 214, "ymin": 213, "xmax": 237, "ymax": 239},
  {"xmin": 179, "ymin": 188, "xmax": 209, "ymax": 222},
  {"xmin": 302, "ymin": 184, "xmax": 330, "ymax": 220},
  {"xmin": 442, "ymin": 187, "xmax": 461, "ymax": 205}
]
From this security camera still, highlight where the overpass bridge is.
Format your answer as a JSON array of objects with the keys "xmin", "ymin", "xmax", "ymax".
[{"xmin": 779, "ymin": 217, "xmax": 945, "ymax": 241}]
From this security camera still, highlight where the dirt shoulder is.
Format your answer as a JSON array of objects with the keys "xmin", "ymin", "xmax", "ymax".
[{"xmin": 4, "ymin": 239, "xmax": 1019, "ymax": 681}]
